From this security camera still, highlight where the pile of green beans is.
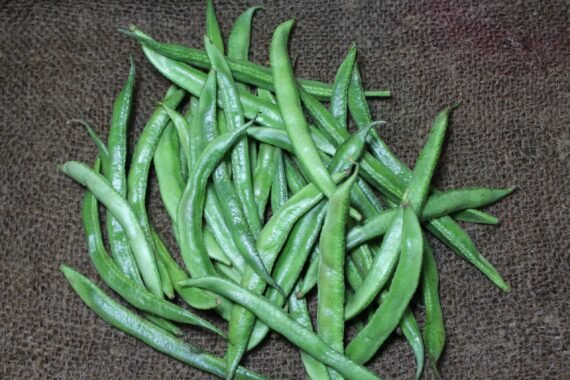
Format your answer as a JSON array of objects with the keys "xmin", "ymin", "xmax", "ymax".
[{"xmin": 60, "ymin": 1, "xmax": 515, "ymax": 379}]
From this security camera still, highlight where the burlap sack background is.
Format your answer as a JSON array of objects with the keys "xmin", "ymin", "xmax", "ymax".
[{"xmin": 1, "ymin": 0, "xmax": 568, "ymax": 378}]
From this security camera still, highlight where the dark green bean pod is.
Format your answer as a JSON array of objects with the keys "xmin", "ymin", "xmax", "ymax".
[
  {"xmin": 330, "ymin": 45, "xmax": 356, "ymax": 130},
  {"xmin": 124, "ymin": 26, "xmax": 390, "ymax": 101},
  {"xmin": 421, "ymin": 238, "xmax": 445, "ymax": 377},
  {"xmin": 154, "ymin": 122, "xmax": 184, "ymax": 224},
  {"xmin": 180, "ymin": 276, "xmax": 381, "ymax": 380},
  {"xmin": 205, "ymin": 37, "xmax": 262, "ymax": 237},
  {"xmin": 198, "ymin": 71, "xmax": 247, "ymax": 274},
  {"xmin": 206, "ymin": 0, "xmax": 224, "ymax": 53},
  {"xmin": 61, "ymin": 266, "xmax": 266, "ymax": 380},
  {"xmin": 161, "ymin": 102, "xmax": 192, "ymax": 169},
  {"xmin": 247, "ymin": 200, "xmax": 327, "ymax": 350},
  {"xmin": 81, "ymin": 187, "xmax": 224, "ymax": 336},
  {"xmin": 151, "ymin": 227, "xmax": 220, "ymax": 311},
  {"xmin": 104, "ymin": 60, "xmax": 143, "ymax": 286},
  {"xmin": 317, "ymin": 168, "xmax": 358, "ymax": 379},
  {"xmin": 253, "ymin": 143, "xmax": 277, "ymax": 221},
  {"xmin": 271, "ymin": 148, "xmax": 289, "ymax": 212},
  {"xmin": 344, "ymin": 207, "xmax": 403, "ymax": 320},
  {"xmin": 453, "ymin": 208, "xmax": 499, "ymax": 225},
  {"xmin": 288, "ymin": 281, "xmax": 331, "ymax": 380},
  {"xmin": 126, "ymin": 86, "xmax": 185, "ymax": 290},
  {"xmin": 346, "ymin": 206, "xmax": 423, "ymax": 364},
  {"xmin": 400, "ymin": 307, "xmax": 425, "ymax": 380}
]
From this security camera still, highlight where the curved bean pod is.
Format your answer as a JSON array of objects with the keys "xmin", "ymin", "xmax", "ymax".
[
  {"xmin": 344, "ymin": 207, "xmax": 403, "ymax": 320},
  {"xmin": 317, "ymin": 168, "xmax": 358, "ymax": 379},
  {"xmin": 330, "ymin": 45, "xmax": 356, "ymax": 130},
  {"xmin": 422, "ymin": 238, "xmax": 445, "ymax": 378}
]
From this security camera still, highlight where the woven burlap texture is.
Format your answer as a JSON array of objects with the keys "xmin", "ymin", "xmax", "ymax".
[{"xmin": 1, "ymin": 0, "xmax": 569, "ymax": 378}]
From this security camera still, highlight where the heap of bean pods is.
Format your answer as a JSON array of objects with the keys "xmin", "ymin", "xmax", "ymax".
[{"xmin": 60, "ymin": 1, "xmax": 515, "ymax": 379}]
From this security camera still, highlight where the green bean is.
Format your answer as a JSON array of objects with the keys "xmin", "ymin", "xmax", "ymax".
[
  {"xmin": 407, "ymin": 104, "xmax": 456, "ymax": 215},
  {"xmin": 61, "ymin": 161, "xmax": 162, "ymax": 296},
  {"xmin": 400, "ymin": 307, "xmax": 425, "ymax": 380},
  {"xmin": 126, "ymin": 86, "xmax": 185, "ymax": 291},
  {"xmin": 346, "ymin": 187, "xmax": 514, "ymax": 250},
  {"xmin": 253, "ymin": 88, "xmax": 279, "ymax": 220},
  {"xmin": 288, "ymin": 281, "xmax": 331, "ymax": 380},
  {"xmin": 330, "ymin": 46, "xmax": 356, "ymax": 130},
  {"xmin": 161, "ymin": 102, "xmax": 192, "ymax": 169},
  {"xmin": 154, "ymin": 122, "xmax": 184, "ymax": 224},
  {"xmin": 344, "ymin": 207, "xmax": 403, "ymax": 320},
  {"xmin": 270, "ymin": 148, "xmax": 289, "ymax": 212},
  {"xmin": 155, "ymin": 254, "xmax": 175, "ymax": 299},
  {"xmin": 103, "ymin": 60, "xmax": 143, "ymax": 286},
  {"xmin": 70, "ymin": 119, "xmax": 110, "ymax": 171},
  {"xmin": 228, "ymin": 6, "xmax": 263, "ymax": 60},
  {"xmin": 215, "ymin": 262, "xmax": 243, "ymax": 284},
  {"xmin": 298, "ymin": 248, "xmax": 320, "ymax": 298},
  {"xmin": 124, "ymin": 26, "xmax": 390, "ymax": 101},
  {"xmin": 203, "ymin": 227, "xmax": 232, "ymax": 266},
  {"xmin": 270, "ymin": 20, "xmax": 337, "ymax": 200},
  {"xmin": 422, "ymin": 237, "xmax": 445, "ymax": 377},
  {"xmin": 253, "ymin": 143, "xmax": 277, "ymax": 221},
  {"xmin": 180, "ymin": 276, "xmax": 381, "ymax": 380},
  {"xmin": 205, "ymin": 37, "xmax": 262, "ymax": 237},
  {"xmin": 176, "ymin": 124, "xmax": 249, "ymax": 298},
  {"xmin": 346, "ymin": 206, "xmax": 423, "ymax": 364},
  {"xmin": 61, "ymin": 266, "xmax": 266, "ymax": 380},
  {"xmin": 150, "ymin": 227, "xmax": 220, "ymax": 311},
  {"xmin": 81, "ymin": 187, "xmax": 224, "ymax": 335},
  {"xmin": 206, "ymin": 0, "xmax": 224, "ymax": 53},
  {"xmin": 246, "ymin": 126, "xmax": 337, "ymax": 156},
  {"xmin": 453, "ymin": 208, "xmax": 499, "ymax": 225},
  {"xmin": 318, "ymin": 168, "xmax": 358, "ymax": 379},
  {"xmin": 145, "ymin": 314, "xmax": 184, "ymax": 336}
]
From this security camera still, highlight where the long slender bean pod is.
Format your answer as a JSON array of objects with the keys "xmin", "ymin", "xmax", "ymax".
[
  {"xmin": 228, "ymin": 6, "xmax": 263, "ymax": 60},
  {"xmin": 104, "ymin": 60, "xmax": 142, "ymax": 285},
  {"xmin": 422, "ymin": 237, "xmax": 445, "ymax": 377},
  {"xmin": 318, "ymin": 169, "xmax": 358, "ymax": 379},
  {"xmin": 330, "ymin": 46, "xmax": 356, "ymax": 130}
]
